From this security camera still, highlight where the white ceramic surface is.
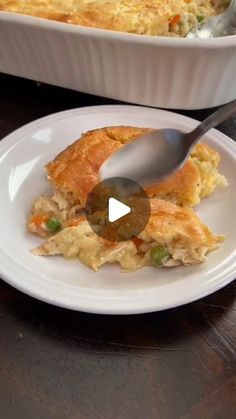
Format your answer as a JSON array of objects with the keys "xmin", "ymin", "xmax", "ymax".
[
  {"xmin": 0, "ymin": 105, "xmax": 235, "ymax": 314},
  {"xmin": 0, "ymin": 12, "xmax": 236, "ymax": 109}
]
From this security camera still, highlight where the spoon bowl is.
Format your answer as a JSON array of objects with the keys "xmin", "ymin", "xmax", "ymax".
[
  {"xmin": 187, "ymin": 0, "xmax": 236, "ymax": 38},
  {"xmin": 100, "ymin": 100, "xmax": 236, "ymax": 186}
]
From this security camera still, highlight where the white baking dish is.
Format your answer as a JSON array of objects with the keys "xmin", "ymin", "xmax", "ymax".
[{"xmin": 0, "ymin": 11, "xmax": 236, "ymax": 109}]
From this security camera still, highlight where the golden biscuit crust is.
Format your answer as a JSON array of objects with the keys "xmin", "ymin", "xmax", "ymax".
[
  {"xmin": 141, "ymin": 198, "xmax": 217, "ymax": 248},
  {"xmin": 46, "ymin": 126, "xmax": 151, "ymax": 207},
  {"xmin": 145, "ymin": 160, "xmax": 201, "ymax": 207},
  {"xmin": 46, "ymin": 126, "xmax": 225, "ymax": 208}
]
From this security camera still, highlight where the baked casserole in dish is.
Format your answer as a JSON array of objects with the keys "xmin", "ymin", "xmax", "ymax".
[{"xmin": 0, "ymin": 0, "xmax": 235, "ymax": 109}]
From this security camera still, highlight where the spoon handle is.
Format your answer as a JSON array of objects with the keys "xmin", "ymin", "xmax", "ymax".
[
  {"xmin": 187, "ymin": 99, "xmax": 236, "ymax": 146},
  {"xmin": 224, "ymin": 0, "xmax": 236, "ymax": 27},
  {"xmin": 228, "ymin": 0, "xmax": 236, "ymax": 14}
]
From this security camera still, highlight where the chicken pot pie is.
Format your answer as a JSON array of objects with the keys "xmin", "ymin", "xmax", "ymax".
[
  {"xmin": 27, "ymin": 125, "xmax": 227, "ymax": 272},
  {"xmin": 0, "ymin": 0, "xmax": 229, "ymax": 37}
]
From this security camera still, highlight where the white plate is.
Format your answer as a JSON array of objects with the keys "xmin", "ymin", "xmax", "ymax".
[{"xmin": 0, "ymin": 105, "xmax": 235, "ymax": 314}]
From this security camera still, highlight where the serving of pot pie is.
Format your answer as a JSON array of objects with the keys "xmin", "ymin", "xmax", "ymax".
[
  {"xmin": 0, "ymin": 0, "xmax": 229, "ymax": 37},
  {"xmin": 27, "ymin": 125, "xmax": 227, "ymax": 271}
]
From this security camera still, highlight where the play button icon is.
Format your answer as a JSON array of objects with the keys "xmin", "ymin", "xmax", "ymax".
[
  {"xmin": 108, "ymin": 198, "xmax": 131, "ymax": 222},
  {"xmin": 85, "ymin": 177, "xmax": 150, "ymax": 242}
]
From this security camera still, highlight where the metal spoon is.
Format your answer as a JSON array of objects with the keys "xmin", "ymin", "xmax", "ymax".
[
  {"xmin": 187, "ymin": 0, "xmax": 236, "ymax": 38},
  {"xmin": 100, "ymin": 99, "xmax": 236, "ymax": 187}
]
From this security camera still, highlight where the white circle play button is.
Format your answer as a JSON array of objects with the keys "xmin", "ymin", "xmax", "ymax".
[
  {"xmin": 108, "ymin": 198, "xmax": 131, "ymax": 222},
  {"xmin": 85, "ymin": 177, "xmax": 150, "ymax": 242}
]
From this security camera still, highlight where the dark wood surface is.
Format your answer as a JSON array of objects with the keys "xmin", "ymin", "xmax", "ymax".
[{"xmin": 0, "ymin": 74, "xmax": 235, "ymax": 419}]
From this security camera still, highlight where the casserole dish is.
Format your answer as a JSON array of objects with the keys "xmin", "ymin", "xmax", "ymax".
[{"xmin": 0, "ymin": 11, "xmax": 236, "ymax": 109}]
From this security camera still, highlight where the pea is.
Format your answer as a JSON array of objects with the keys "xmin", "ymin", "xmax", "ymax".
[
  {"xmin": 197, "ymin": 15, "xmax": 204, "ymax": 23},
  {"xmin": 150, "ymin": 245, "xmax": 170, "ymax": 266},
  {"xmin": 46, "ymin": 217, "xmax": 61, "ymax": 233}
]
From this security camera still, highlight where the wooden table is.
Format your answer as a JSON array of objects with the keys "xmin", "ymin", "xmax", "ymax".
[{"xmin": 0, "ymin": 74, "xmax": 235, "ymax": 419}]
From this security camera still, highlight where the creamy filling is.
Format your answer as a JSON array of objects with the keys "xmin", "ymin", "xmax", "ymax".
[{"xmin": 32, "ymin": 221, "xmax": 219, "ymax": 271}]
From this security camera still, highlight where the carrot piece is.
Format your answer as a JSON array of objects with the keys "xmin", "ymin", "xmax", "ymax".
[
  {"xmin": 31, "ymin": 214, "xmax": 49, "ymax": 228},
  {"xmin": 67, "ymin": 216, "xmax": 86, "ymax": 227},
  {"xmin": 132, "ymin": 237, "xmax": 143, "ymax": 250},
  {"xmin": 170, "ymin": 15, "xmax": 181, "ymax": 26},
  {"xmin": 102, "ymin": 238, "xmax": 116, "ymax": 248}
]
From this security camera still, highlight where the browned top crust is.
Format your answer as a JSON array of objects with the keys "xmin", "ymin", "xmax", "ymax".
[{"xmin": 45, "ymin": 126, "xmax": 222, "ymax": 208}]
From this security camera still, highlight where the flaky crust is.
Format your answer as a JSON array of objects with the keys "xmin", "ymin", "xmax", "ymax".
[
  {"xmin": 46, "ymin": 126, "xmax": 152, "ymax": 207},
  {"xmin": 145, "ymin": 159, "xmax": 201, "ymax": 207},
  {"xmin": 140, "ymin": 198, "xmax": 218, "ymax": 249},
  {"xmin": 46, "ymin": 126, "xmax": 221, "ymax": 208}
]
